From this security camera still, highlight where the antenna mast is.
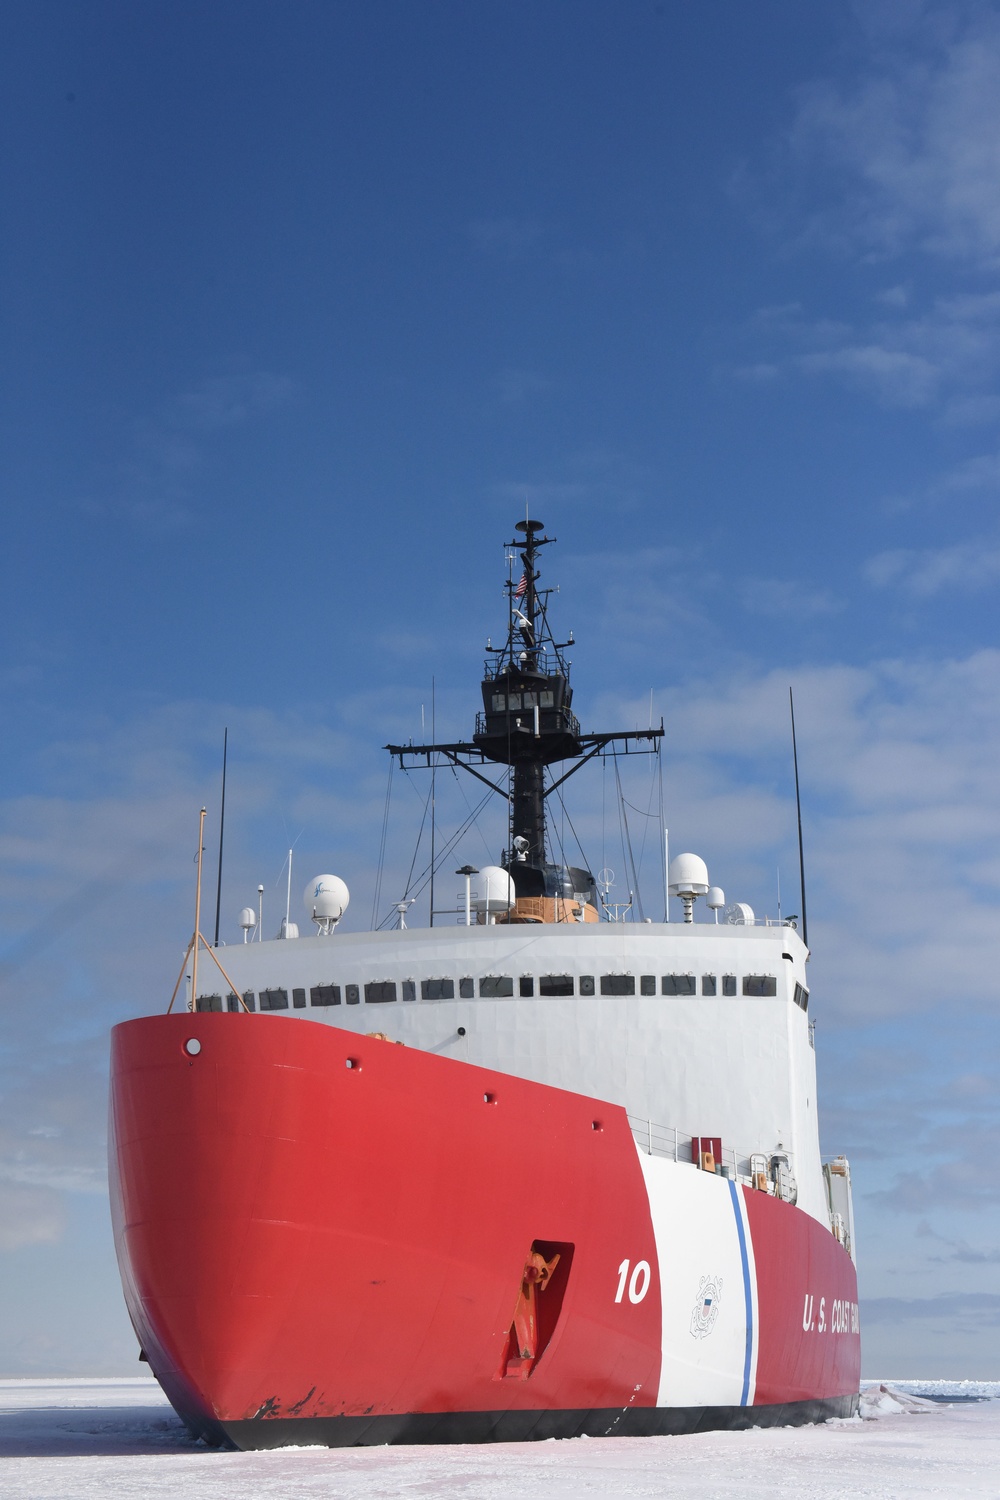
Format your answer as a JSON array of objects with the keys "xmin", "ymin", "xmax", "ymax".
[{"xmin": 789, "ymin": 687, "xmax": 809, "ymax": 949}]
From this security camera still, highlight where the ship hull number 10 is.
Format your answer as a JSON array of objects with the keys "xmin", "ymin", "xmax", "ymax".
[
  {"xmin": 803, "ymin": 1294, "xmax": 860, "ymax": 1334},
  {"xmin": 615, "ymin": 1259, "xmax": 651, "ymax": 1304}
]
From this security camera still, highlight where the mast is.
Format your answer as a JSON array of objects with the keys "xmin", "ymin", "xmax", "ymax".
[{"xmin": 386, "ymin": 519, "xmax": 662, "ymax": 915}]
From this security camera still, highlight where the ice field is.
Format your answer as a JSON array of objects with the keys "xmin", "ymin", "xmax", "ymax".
[{"xmin": 2, "ymin": 1377, "xmax": 999, "ymax": 1499}]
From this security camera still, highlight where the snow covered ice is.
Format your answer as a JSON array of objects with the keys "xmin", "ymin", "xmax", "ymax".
[{"xmin": 2, "ymin": 1378, "xmax": 1000, "ymax": 1499}]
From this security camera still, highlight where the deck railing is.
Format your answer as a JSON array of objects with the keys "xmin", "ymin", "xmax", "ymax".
[{"xmin": 626, "ymin": 1114, "xmax": 755, "ymax": 1182}]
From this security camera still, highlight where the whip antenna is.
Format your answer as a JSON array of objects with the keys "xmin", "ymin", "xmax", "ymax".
[
  {"xmin": 789, "ymin": 687, "xmax": 808, "ymax": 950},
  {"xmin": 213, "ymin": 727, "xmax": 228, "ymax": 947}
]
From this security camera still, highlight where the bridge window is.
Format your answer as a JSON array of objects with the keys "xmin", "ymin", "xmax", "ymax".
[
  {"xmin": 661, "ymin": 975, "xmax": 696, "ymax": 996},
  {"xmin": 492, "ymin": 694, "xmax": 505, "ymax": 711},
  {"xmin": 540, "ymin": 690, "xmax": 554, "ymax": 708},
  {"xmin": 421, "ymin": 978, "xmax": 455, "ymax": 1000},
  {"xmin": 539, "ymin": 974, "xmax": 573, "ymax": 996},
  {"xmin": 459, "ymin": 977, "xmax": 475, "ymax": 999},
  {"xmin": 640, "ymin": 975, "xmax": 656, "ymax": 996},
  {"xmin": 743, "ymin": 976, "xmax": 777, "ymax": 997},
  {"xmin": 480, "ymin": 975, "xmax": 514, "ymax": 997},
  {"xmin": 292, "ymin": 988, "xmax": 306, "ymax": 1009},
  {"xmin": 365, "ymin": 981, "xmax": 397, "ymax": 1004},
  {"xmin": 345, "ymin": 984, "xmax": 360, "ymax": 1005},
  {"xmin": 402, "ymin": 980, "xmax": 416, "ymax": 1002},
  {"xmin": 259, "ymin": 988, "xmax": 288, "ymax": 1011},
  {"xmin": 227, "ymin": 991, "xmax": 254, "ymax": 1012},
  {"xmin": 519, "ymin": 976, "xmax": 535, "ymax": 997},
  {"xmin": 794, "ymin": 982, "xmax": 809, "ymax": 1012},
  {"xmin": 579, "ymin": 975, "xmax": 595, "ymax": 996},
  {"xmin": 702, "ymin": 974, "xmax": 717, "ymax": 996},
  {"xmin": 508, "ymin": 693, "xmax": 522, "ymax": 710},
  {"xmin": 196, "ymin": 994, "xmax": 222, "ymax": 1012},
  {"xmin": 600, "ymin": 975, "xmax": 635, "ymax": 996},
  {"xmin": 722, "ymin": 975, "xmax": 737, "ymax": 996},
  {"xmin": 310, "ymin": 984, "xmax": 341, "ymax": 1006}
]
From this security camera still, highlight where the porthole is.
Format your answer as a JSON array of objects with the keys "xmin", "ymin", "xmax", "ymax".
[{"xmin": 183, "ymin": 1038, "xmax": 202, "ymax": 1057}]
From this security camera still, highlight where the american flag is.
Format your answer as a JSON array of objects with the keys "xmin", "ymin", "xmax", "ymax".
[{"xmin": 514, "ymin": 572, "xmax": 528, "ymax": 599}]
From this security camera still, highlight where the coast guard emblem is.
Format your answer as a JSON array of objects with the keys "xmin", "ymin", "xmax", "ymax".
[{"xmin": 690, "ymin": 1275, "xmax": 722, "ymax": 1339}]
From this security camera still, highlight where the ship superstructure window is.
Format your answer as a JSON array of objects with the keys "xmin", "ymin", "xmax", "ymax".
[
  {"xmin": 292, "ymin": 988, "xmax": 306, "ymax": 1009},
  {"xmin": 640, "ymin": 975, "xmax": 656, "ymax": 996},
  {"xmin": 310, "ymin": 984, "xmax": 341, "ymax": 1006},
  {"xmin": 402, "ymin": 980, "xmax": 416, "ymax": 1001},
  {"xmin": 540, "ymin": 690, "xmax": 554, "ymax": 707},
  {"xmin": 346, "ymin": 984, "xmax": 360, "ymax": 1005},
  {"xmin": 492, "ymin": 694, "xmax": 505, "ymax": 711},
  {"xmin": 601, "ymin": 975, "xmax": 635, "ymax": 996},
  {"xmin": 702, "ymin": 975, "xmax": 717, "ymax": 996},
  {"xmin": 480, "ymin": 976, "xmax": 514, "ymax": 997},
  {"xmin": 743, "ymin": 975, "xmax": 777, "ymax": 997},
  {"xmin": 226, "ymin": 992, "xmax": 243, "ymax": 1012},
  {"xmin": 793, "ymin": 982, "xmax": 810, "ymax": 1012},
  {"xmin": 421, "ymin": 978, "xmax": 455, "ymax": 1000},
  {"xmin": 722, "ymin": 975, "xmax": 737, "ymax": 996},
  {"xmin": 519, "ymin": 976, "xmax": 535, "ymax": 997},
  {"xmin": 459, "ymin": 977, "xmax": 475, "ymax": 999},
  {"xmin": 539, "ymin": 974, "xmax": 573, "ymax": 996},
  {"xmin": 365, "ymin": 981, "xmax": 397, "ymax": 1004},
  {"xmin": 259, "ymin": 988, "xmax": 289, "ymax": 1011},
  {"xmin": 661, "ymin": 975, "xmax": 696, "ymax": 996},
  {"xmin": 579, "ymin": 976, "xmax": 595, "ymax": 996},
  {"xmin": 228, "ymin": 990, "xmax": 255, "ymax": 1012},
  {"xmin": 196, "ymin": 994, "xmax": 222, "ymax": 1012}
]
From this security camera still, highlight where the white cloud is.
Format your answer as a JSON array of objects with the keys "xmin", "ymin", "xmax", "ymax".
[
  {"xmin": 739, "ymin": 578, "xmax": 843, "ymax": 618},
  {"xmin": 792, "ymin": 11, "xmax": 1000, "ymax": 265},
  {"xmin": 165, "ymin": 371, "xmax": 294, "ymax": 432},
  {"xmin": 866, "ymin": 539, "xmax": 1000, "ymax": 594},
  {"xmin": 798, "ymin": 344, "xmax": 940, "ymax": 405}
]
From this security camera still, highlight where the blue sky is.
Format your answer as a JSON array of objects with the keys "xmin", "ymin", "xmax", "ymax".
[{"xmin": 2, "ymin": 0, "xmax": 999, "ymax": 1378}]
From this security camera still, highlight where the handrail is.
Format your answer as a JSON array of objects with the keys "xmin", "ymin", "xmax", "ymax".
[{"xmin": 625, "ymin": 1113, "xmax": 785, "ymax": 1187}]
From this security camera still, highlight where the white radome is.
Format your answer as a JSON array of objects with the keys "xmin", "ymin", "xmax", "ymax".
[
  {"xmin": 472, "ymin": 865, "xmax": 516, "ymax": 914},
  {"xmin": 667, "ymin": 852, "xmax": 710, "ymax": 897},
  {"xmin": 725, "ymin": 901, "xmax": 755, "ymax": 926},
  {"xmin": 305, "ymin": 874, "xmax": 350, "ymax": 923},
  {"xmin": 238, "ymin": 907, "xmax": 257, "ymax": 930}
]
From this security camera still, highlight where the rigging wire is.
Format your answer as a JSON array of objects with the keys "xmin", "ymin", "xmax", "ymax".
[
  {"xmin": 400, "ymin": 770, "xmax": 433, "ymax": 902},
  {"xmin": 548, "ymin": 776, "xmax": 594, "ymax": 890},
  {"xmin": 614, "ymin": 757, "xmax": 643, "ymax": 922},
  {"xmin": 633, "ymin": 744, "xmax": 660, "ymax": 900},
  {"xmin": 370, "ymin": 755, "xmax": 394, "ymax": 930},
  {"xmin": 381, "ymin": 783, "xmax": 496, "ymax": 927},
  {"xmin": 448, "ymin": 762, "xmax": 498, "ymax": 864}
]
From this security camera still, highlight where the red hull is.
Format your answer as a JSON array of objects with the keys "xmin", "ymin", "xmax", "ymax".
[{"xmin": 109, "ymin": 1013, "xmax": 859, "ymax": 1446}]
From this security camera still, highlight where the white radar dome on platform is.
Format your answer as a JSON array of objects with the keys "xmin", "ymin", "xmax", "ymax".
[
  {"xmin": 667, "ymin": 853, "xmax": 710, "ymax": 897},
  {"xmin": 472, "ymin": 865, "xmax": 516, "ymax": 914},
  {"xmin": 305, "ymin": 875, "xmax": 350, "ymax": 934},
  {"xmin": 725, "ymin": 902, "xmax": 755, "ymax": 926},
  {"xmin": 706, "ymin": 887, "xmax": 725, "ymax": 910}
]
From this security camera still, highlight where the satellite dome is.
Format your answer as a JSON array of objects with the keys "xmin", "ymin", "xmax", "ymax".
[
  {"xmin": 472, "ymin": 865, "xmax": 515, "ymax": 915},
  {"xmin": 238, "ymin": 907, "xmax": 256, "ymax": 930},
  {"xmin": 667, "ymin": 853, "xmax": 710, "ymax": 897},
  {"xmin": 305, "ymin": 874, "xmax": 349, "ymax": 933},
  {"xmin": 706, "ymin": 887, "xmax": 725, "ymax": 910},
  {"xmin": 725, "ymin": 902, "xmax": 755, "ymax": 926}
]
